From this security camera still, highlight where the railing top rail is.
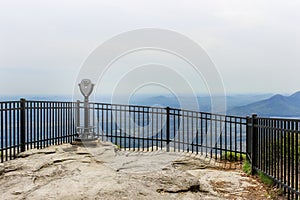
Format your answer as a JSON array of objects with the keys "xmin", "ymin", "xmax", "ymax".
[
  {"xmin": 25, "ymin": 100, "xmax": 76, "ymax": 104},
  {"xmin": 257, "ymin": 116, "xmax": 300, "ymax": 122},
  {"xmin": 91, "ymin": 102, "xmax": 248, "ymax": 120},
  {"xmin": 92, "ymin": 102, "xmax": 166, "ymax": 110},
  {"xmin": 0, "ymin": 101, "xmax": 21, "ymax": 104}
]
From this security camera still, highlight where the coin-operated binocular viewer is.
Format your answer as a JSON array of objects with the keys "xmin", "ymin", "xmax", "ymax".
[{"xmin": 75, "ymin": 79, "xmax": 96, "ymax": 141}]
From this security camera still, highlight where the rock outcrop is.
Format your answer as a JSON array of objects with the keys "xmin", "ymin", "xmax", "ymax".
[{"xmin": 0, "ymin": 141, "xmax": 267, "ymax": 199}]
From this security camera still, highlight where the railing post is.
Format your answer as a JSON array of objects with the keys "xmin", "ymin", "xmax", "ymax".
[
  {"xmin": 251, "ymin": 114, "xmax": 258, "ymax": 175},
  {"xmin": 20, "ymin": 98, "xmax": 26, "ymax": 152},
  {"xmin": 166, "ymin": 107, "xmax": 170, "ymax": 152}
]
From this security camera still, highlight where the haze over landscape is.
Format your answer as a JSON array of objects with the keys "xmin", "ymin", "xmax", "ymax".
[{"xmin": 1, "ymin": 1, "xmax": 300, "ymax": 117}]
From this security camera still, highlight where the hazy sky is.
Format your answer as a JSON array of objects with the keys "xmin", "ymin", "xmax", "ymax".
[{"xmin": 0, "ymin": 0, "xmax": 299, "ymax": 96}]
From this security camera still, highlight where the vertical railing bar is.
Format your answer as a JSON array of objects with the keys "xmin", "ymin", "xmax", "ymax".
[
  {"xmin": 210, "ymin": 114, "xmax": 212, "ymax": 158},
  {"xmin": 265, "ymin": 119, "xmax": 270, "ymax": 174},
  {"xmin": 35, "ymin": 102, "xmax": 39, "ymax": 149},
  {"xmin": 101, "ymin": 104, "xmax": 104, "ymax": 141},
  {"xmin": 60, "ymin": 102, "xmax": 63, "ymax": 145},
  {"xmin": 9, "ymin": 102, "xmax": 12, "ymax": 159},
  {"xmin": 137, "ymin": 107, "xmax": 140, "ymax": 151},
  {"xmin": 0, "ymin": 103, "xmax": 3, "ymax": 162},
  {"xmin": 283, "ymin": 120, "xmax": 287, "ymax": 194},
  {"xmin": 16, "ymin": 102, "xmax": 20, "ymax": 154},
  {"xmin": 56, "ymin": 102, "xmax": 59, "ymax": 145},
  {"xmin": 287, "ymin": 120, "xmax": 291, "ymax": 198},
  {"xmin": 62, "ymin": 102, "xmax": 66, "ymax": 143},
  {"xmin": 273, "ymin": 120, "xmax": 276, "ymax": 180},
  {"xmin": 124, "ymin": 106, "xmax": 127, "ymax": 150},
  {"xmin": 147, "ymin": 107, "xmax": 150, "ymax": 151},
  {"xmin": 129, "ymin": 106, "xmax": 132, "ymax": 151},
  {"xmin": 133, "ymin": 107, "xmax": 136, "ymax": 151},
  {"xmin": 220, "ymin": 115, "xmax": 223, "ymax": 161},
  {"xmin": 191, "ymin": 112, "xmax": 194, "ymax": 153},
  {"xmin": 172, "ymin": 109, "xmax": 175, "ymax": 152},
  {"xmin": 269, "ymin": 119, "xmax": 272, "ymax": 176},
  {"xmin": 99, "ymin": 104, "xmax": 102, "ymax": 140},
  {"xmin": 214, "ymin": 115, "xmax": 217, "ymax": 159},
  {"xmin": 46, "ymin": 102, "xmax": 49, "ymax": 146},
  {"xmin": 40, "ymin": 102, "xmax": 43, "ymax": 148},
  {"xmin": 196, "ymin": 112, "xmax": 199, "ymax": 154},
  {"xmin": 142, "ymin": 107, "xmax": 145, "ymax": 151},
  {"xmin": 269, "ymin": 120, "xmax": 274, "ymax": 176},
  {"xmin": 115, "ymin": 106, "xmax": 117, "ymax": 146},
  {"xmin": 106, "ymin": 105, "xmax": 108, "ymax": 139},
  {"xmin": 276, "ymin": 120, "xmax": 280, "ymax": 187},
  {"xmin": 51, "ymin": 102, "xmax": 54, "ymax": 146},
  {"xmin": 264, "ymin": 119, "xmax": 267, "ymax": 172},
  {"xmin": 177, "ymin": 110, "xmax": 182, "ymax": 152},
  {"xmin": 187, "ymin": 111, "xmax": 189, "ymax": 152},
  {"xmin": 280, "ymin": 120, "xmax": 284, "ymax": 189},
  {"xmin": 295, "ymin": 121, "xmax": 299, "ymax": 199},
  {"xmin": 160, "ymin": 108, "xmax": 163, "ymax": 150},
  {"xmin": 26, "ymin": 101, "xmax": 29, "ymax": 150},
  {"xmin": 151, "ymin": 108, "xmax": 153, "ymax": 151},
  {"xmin": 240, "ymin": 118, "xmax": 243, "ymax": 161},
  {"xmin": 201, "ymin": 113, "xmax": 203, "ymax": 155},
  {"xmin": 262, "ymin": 118, "xmax": 264, "ymax": 172},
  {"xmin": 229, "ymin": 116, "xmax": 232, "ymax": 161},
  {"xmin": 44, "ymin": 102, "xmax": 47, "ymax": 147},
  {"xmin": 118, "ymin": 105, "xmax": 123, "ymax": 148},
  {"xmin": 12, "ymin": 103, "xmax": 15, "ymax": 158},
  {"xmin": 165, "ymin": 107, "xmax": 170, "ymax": 153},
  {"xmin": 291, "ymin": 121, "xmax": 295, "ymax": 197},
  {"xmin": 110, "ymin": 105, "xmax": 113, "ymax": 146},
  {"xmin": 183, "ymin": 111, "xmax": 185, "ymax": 152},
  {"xmin": 66, "ymin": 102, "xmax": 69, "ymax": 143},
  {"xmin": 5, "ymin": 103, "xmax": 8, "ymax": 161},
  {"xmin": 270, "ymin": 119, "xmax": 273, "ymax": 177},
  {"xmin": 224, "ymin": 116, "xmax": 227, "ymax": 160},
  {"xmin": 32, "ymin": 102, "xmax": 37, "ymax": 148},
  {"xmin": 234, "ymin": 117, "xmax": 237, "ymax": 161}
]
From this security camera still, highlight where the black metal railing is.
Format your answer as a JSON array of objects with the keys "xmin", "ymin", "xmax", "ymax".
[
  {"xmin": 247, "ymin": 115, "xmax": 300, "ymax": 199},
  {"xmin": 1, "ymin": 99, "xmax": 300, "ymax": 199},
  {"xmin": 0, "ymin": 99, "xmax": 76, "ymax": 162},
  {"xmin": 82, "ymin": 102, "xmax": 247, "ymax": 161}
]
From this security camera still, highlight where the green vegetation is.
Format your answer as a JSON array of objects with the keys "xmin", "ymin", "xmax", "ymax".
[
  {"xmin": 258, "ymin": 171, "xmax": 273, "ymax": 186},
  {"xmin": 242, "ymin": 159, "xmax": 251, "ymax": 175},
  {"xmin": 221, "ymin": 152, "xmax": 246, "ymax": 161}
]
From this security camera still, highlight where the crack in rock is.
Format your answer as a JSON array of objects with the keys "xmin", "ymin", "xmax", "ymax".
[{"xmin": 157, "ymin": 184, "xmax": 208, "ymax": 194}]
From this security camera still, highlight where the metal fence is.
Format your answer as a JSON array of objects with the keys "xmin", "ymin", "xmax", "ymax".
[
  {"xmin": 247, "ymin": 115, "xmax": 300, "ymax": 199},
  {"xmin": 1, "ymin": 99, "xmax": 300, "ymax": 199},
  {"xmin": 84, "ymin": 102, "xmax": 247, "ymax": 161},
  {"xmin": 0, "ymin": 99, "xmax": 76, "ymax": 162}
]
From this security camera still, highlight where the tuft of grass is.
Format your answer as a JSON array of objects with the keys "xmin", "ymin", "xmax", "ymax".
[
  {"xmin": 258, "ymin": 171, "xmax": 274, "ymax": 186},
  {"xmin": 242, "ymin": 159, "xmax": 251, "ymax": 175},
  {"xmin": 221, "ymin": 152, "xmax": 246, "ymax": 162}
]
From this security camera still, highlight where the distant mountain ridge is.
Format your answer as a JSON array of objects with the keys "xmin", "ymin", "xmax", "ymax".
[
  {"xmin": 228, "ymin": 91, "xmax": 300, "ymax": 117},
  {"xmin": 129, "ymin": 94, "xmax": 273, "ymax": 112}
]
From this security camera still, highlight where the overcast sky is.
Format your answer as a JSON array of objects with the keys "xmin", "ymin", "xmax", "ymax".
[{"xmin": 0, "ymin": 0, "xmax": 299, "ymax": 96}]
